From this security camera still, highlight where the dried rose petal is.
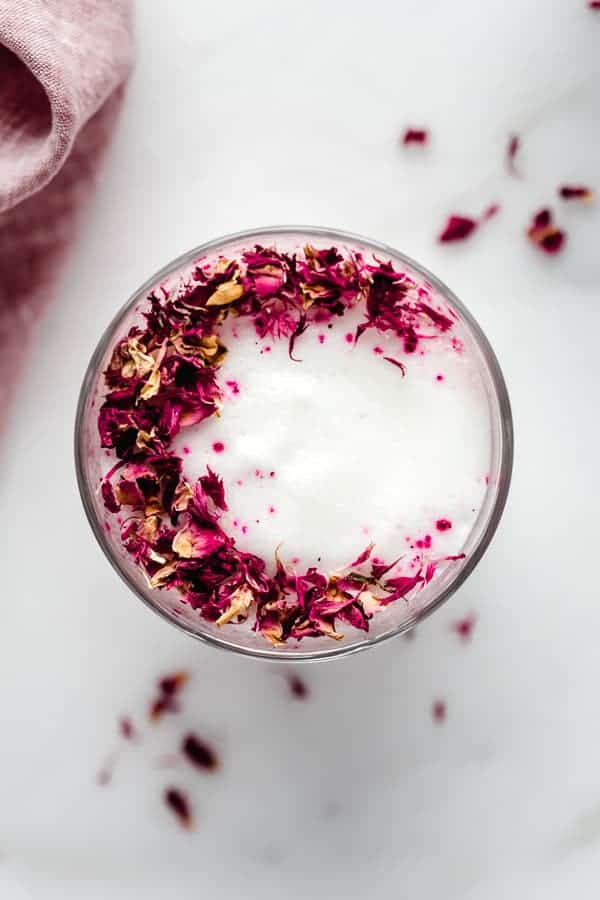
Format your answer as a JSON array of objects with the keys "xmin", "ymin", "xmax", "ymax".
[
  {"xmin": 558, "ymin": 185, "xmax": 594, "ymax": 202},
  {"xmin": 349, "ymin": 543, "xmax": 374, "ymax": 568},
  {"xmin": 437, "ymin": 204, "xmax": 499, "ymax": 244},
  {"xmin": 370, "ymin": 556, "xmax": 401, "ymax": 580},
  {"xmin": 215, "ymin": 584, "xmax": 254, "ymax": 626},
  {"xmin": 150, "ymin": 671, "xmax": 189, "ymax": 721},
  {"xmin": 288, "ymin": 315, "xmax": 309, "ymax": 362},
  {"xmin": 383, "ymin": 572, "xmax": 423, "ymax": 602},
  {"xmin": 381, "ymin": 356, "xmax": 406, "ymax": 376},
  {"xmin": 96, "ymin": 755, "xmax": 117, "ymax": 786},
  {"xmin": 527, "ymin": 208, "xmax": 566, "ymax": 254},
  {"xmin": 531, "ymin": 209, "xmax": 551, "ymax": 230},
  {"xmin": 119, "ymin": 716, "xmax": 136, "ymax": 740},
  {"xmin": 339, "ymin": 602, "xmax": 369, "ymax": 631},
  {"xmin": 160, "ymin": 671, "xmax": 188, "ymax": 695},
  {"xmin": 506, "ymin": 134, "xmax": 520, "ymax": 175},
  {"xmin": 206, "ymin": 280, "xmax": 244, "ymax": 307},
  {"xmin": 402, "ymin": 128, "xmax": 428, "ymax": 145},
  {"xmin": 438, "ymin": 215, "xmax": 478, "ymax": 243},
  {"xmin": 287, "ymin": 674, "xmax": 309, "ymax": 698},
  {"xmin": 172, "ymin": 522, "xmax": 227, "ymax": 559},
  {"xmin": 198, "ymin": 467, "xmax": 228, "ymax": 511},
  {"xmin": 451, "ymin": 613, "xmax": 476, "ymax": 641},
  {"xmin": 290, "ymin": 617, "xmax": 342, "ymax": 642},
  {"xmin": 482, "ymin": 203, "xmax": 500, "ymax": 220},
  {"xmin": 164, "ymin": 787, "xmax": 192, "ymax": 828},
  {"xmin": 432, "ymin": 700, "xmax": 446, "ymax": 723},
  {"xmin": 101, "ymin": 480, "xmax": 120, "ymax": 513},
  {"xmin": 139, "ymin": 366, "xmax": 161, "ymax": 401},
  {"xmin": 97, "ymin": 768, "xmax": 112, "ymax": 786},
  {"xmin": 150, "ymin": 698, "xmax": 171, "ymax": 720},
  {"xmin": 355, "ymin": 588, "xmax": 381, "ymax": 616},
  {"xmin": 181, "ymin": 733, "xmax": 219, "ymax": 771}
]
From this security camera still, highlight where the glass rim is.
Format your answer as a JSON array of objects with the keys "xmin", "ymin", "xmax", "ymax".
[{"xmin": 74, "ymin": 224, "xmax": 514, "ymax": 663}]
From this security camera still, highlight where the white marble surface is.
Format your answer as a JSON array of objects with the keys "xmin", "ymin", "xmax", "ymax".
[{"xmin": 1, "ymin": 0, "xmax": 600, "ymax": 896}]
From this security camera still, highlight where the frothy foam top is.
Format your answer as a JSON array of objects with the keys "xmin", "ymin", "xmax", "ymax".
[{"xmin": 174, "ymin": 305, "xmax": 490, "ymax": 573}]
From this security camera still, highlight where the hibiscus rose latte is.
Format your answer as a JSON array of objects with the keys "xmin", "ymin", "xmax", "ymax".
[{"xmin": 77, "ymin": 229, "xmax": 511, "ymax": 656}]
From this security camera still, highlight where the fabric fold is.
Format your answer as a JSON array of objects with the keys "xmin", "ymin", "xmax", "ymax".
[{"xmin": 0, "ymin": 0, "xmax": 133, "ymax": 425}]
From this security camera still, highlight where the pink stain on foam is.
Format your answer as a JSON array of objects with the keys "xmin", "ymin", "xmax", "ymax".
[
  {"xmin": 241, "ymin": 525, "xmax": 248, "ymax": 535},
  {"xmin": 345, "ymin": 333, "xmax": 354, "ymax": 345},
  {"xmin": 212, "ymin": 441, "xmax": 225, "ymax": 454},
  {"xmin": 415, "ymin": 534, "xmax": 432, "ymax": 549},
  {"xmin": 225, "ymin": 379, "xmax": 240, "ymax": 395},
  {"xmin": 313, "ymin": 308, "xmax": 331, "ymax": 324},
  {"xmin": 182, "ymin": 446, "xmax": 190, "ymax": 455},
  {"xmin": 436, "ymin": 374, "xmax": 444, "ymax": 382},
  {"xmin": 268, "ymin": 505, "xmax": 276, "ymax": 514},
  {"xmin": 373, "ymin": 346, "xmax": 384, "ymax": 355},
  {"xmin": 435, "ymin": 518, "xmax": 452, "ymax": 532},
  {"xmin": 318, "ymin": 333, "xmax": 326, "ymax": 345}
]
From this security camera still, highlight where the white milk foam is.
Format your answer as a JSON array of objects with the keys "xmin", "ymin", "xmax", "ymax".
[{"xmin": 172, "ymin": 294, "xmax": 492, "ymax": 574}]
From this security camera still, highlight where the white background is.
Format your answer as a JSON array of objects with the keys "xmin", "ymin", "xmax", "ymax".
[{"xmin": 1, "ymin": 1, "xmax": 600, "ymax": 896}]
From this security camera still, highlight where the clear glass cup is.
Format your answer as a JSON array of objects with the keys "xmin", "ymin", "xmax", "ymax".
[{"xmin": 75, "ymin": 226, "xmax": 513, "ymax": 662}]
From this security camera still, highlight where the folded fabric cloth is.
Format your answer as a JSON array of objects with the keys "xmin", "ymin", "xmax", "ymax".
[{"xmin": 0, "ymin": 0, "xmax": 133, "ymax": 426}]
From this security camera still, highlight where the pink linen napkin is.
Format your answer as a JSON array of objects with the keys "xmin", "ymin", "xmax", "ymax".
[{"xmin": 0, "ymin": 0, "xmax": 133, "ymax": 426}]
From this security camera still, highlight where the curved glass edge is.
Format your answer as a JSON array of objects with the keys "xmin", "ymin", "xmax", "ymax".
[{"xmin": 74, "ymin": 225, "xmax": 514, "ymax": 664}]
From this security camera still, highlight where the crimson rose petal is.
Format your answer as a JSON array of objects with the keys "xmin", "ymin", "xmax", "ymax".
[
  {"xmin": 527, "ymin": 208, "xmax": 566, "ymax": 255},
  {"xmin": 349, "ymin": 543, "xmax": 374, "ymax": 567},
  {"xmin": 432, "ymin": 700, "xmax": 446, "ymax": 723},
  {"xmin": 558, "ymin": 185, "xmax": 594, "ymax": 202},
  {"xmin": 181, "ymin": 734, "xmax": 219, "ymax": 771},
  {"xmin": 402, "ymin": 128, "xmax": 428, "ymax": 145},
  {"xmin": 438, "ymin": 215, "xmax": 478, "ymax": 243},
  {"xmin": 288, "ymin": 674, "xmax": 309, "ymax": 698},
  {"xmin": 164, "ymin": 788, "xmax": 192, "ymax": 828},
  {"xmin": 506, "ymin": 134, "xmax": 520, "ymax": 175}
]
